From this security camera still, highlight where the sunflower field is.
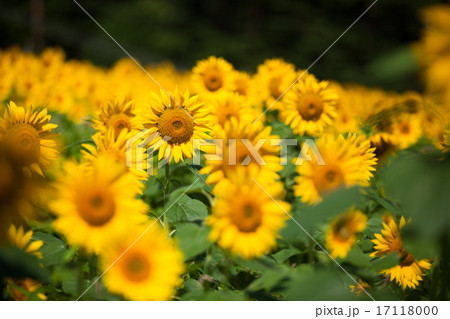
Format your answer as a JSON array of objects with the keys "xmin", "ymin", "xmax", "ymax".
[{"xmin": 0, "ymin": 3, "xmax": 450, "ymax": 302}]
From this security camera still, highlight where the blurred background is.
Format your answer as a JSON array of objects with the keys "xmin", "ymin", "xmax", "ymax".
[{"xmin": 0, "ymin": 0, "xmax": 447, "ymax": 92}]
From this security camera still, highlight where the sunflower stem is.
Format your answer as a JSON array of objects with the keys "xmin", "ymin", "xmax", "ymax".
[
  {"xmin": 163, "ymin": 163, "xmax": 170, "ymax": 234},
  {"xmin": 308, "ymin": 238, "xmax": 314, "ymax": 264}
]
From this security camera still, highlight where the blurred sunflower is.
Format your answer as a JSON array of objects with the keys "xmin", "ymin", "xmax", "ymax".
[
  {"xmin": 294, "ymin": 134, "xmax": 377, "ymax": 204},
  {"xmin": 349, "ymin": 279, "xmax": 370, "ymax": 296},
  {"xmin": 6, "ymin": 225, "xmax": 46, "ymax": 301},
  {"xmin": 100, "ymin": 223, "xmax": 184, "ymax": 301},
  {"xmin": 209, "ymin": 91, "xmax": 257, "ymax": 128},
  {"xmin": 49, "ymin": 155, "xmax": 148, "ymax": 253},
  {"xmin": 325, "ymin": 208, "xmax": 367, "ymax": 259},
  {"xmin": 191, "ymin": 56, "xmax": 235, "ymax": 96},
  {"xmin": 93, "ymin": 99, "xmax": 143, "ymax": 138},
  {"xmin": 200, "ymin": 117, "xmax": 281, "ymax": 187},
  {"xmin": 82, "ymin": 128, "xmax": 148, "ymax": 183},
  {"xmin": 208, "ymin": 169, "xmax": 290, "ymax": 259},
  {"xmin": 253, "ymin": 58, "xmax": 297, "ymax": 108},
  {"xmin": 371, "ymin": 216, "xmax": 432, "ymax": 290},
  {"xmin": 142, "ymin": 88, "xmax": 211, "ymax": 163},
  {"xmin": 0, "ymin": 101, "xmax": 58, "ymax": 176},
  {"xmin": 279, "ymin": 73, "xmax": 338, "ymax": 136},
  {"xmin": 391, "ymin": 113, "xmax": 422, "ymax": 149}
]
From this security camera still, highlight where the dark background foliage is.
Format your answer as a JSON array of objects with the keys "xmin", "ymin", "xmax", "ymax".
[{"xmin": 0, "ymin": 0, "xmax": 446, "ymax": 91}]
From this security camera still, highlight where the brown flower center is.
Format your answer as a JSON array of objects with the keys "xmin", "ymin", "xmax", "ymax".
[
  {"xmin": 157, "ymin": 106, "xmax": 195, "ymax": 145},
  {"xmin": 107, "ymin": 113, "xmax": 131, "ymax": 137},
  {"xmin": 205, "ymin": 73, "xmax": 223, "ymax": 92},
  {"xmin": 232, "ymin": 201, "xmax": 262, "ymax": 233},
  {"xmin": 76, "ymin": 189, "xmax": 115, "ymax": 226},
  {"xmin": 297, "ymin": 94, "xmax": 324, "ymax": 121},
  {"xmin": 3, "ymin": 123, "xmax": 40, "ymax": 166},
  {"xmin": 313, "ymin": 165, "xmax": 344, "ymax": 193},
  {"xmin": 122, "ymin": 252, "xmax": 151, "ymax": 282}
]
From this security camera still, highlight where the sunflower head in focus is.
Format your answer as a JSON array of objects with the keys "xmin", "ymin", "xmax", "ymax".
[
  {"xmin": 0, "ymin": 101, "xmax": 58, "ymax": 176},
  {"xmin": 207, "ymin": 168, "xmax": 290, "ymax": 259},
  {"xmin": 294, "ymin": 134, "xmax": 377, "ymax": 204},
  {"xmin": 100, "ymin": 223, "xmax": 184, "ymax": 301},
  {"xmin": 191, "ymin": 56, "xmax": 235, "ymax": 96},
  {"xmin": 49, "ymin": 155, "xmax": 148, "ymax": 253},
  {"xmin": 200, "ymin": 117, "xmax": 282, "ymax": 188},
  {"xmin": 93, "ymin": 99, "xmax": 143, "ymax": 139},
  {"xmin": 279, "ymin": 73, "xmax": 338, "ymax": 136},
  {"xmin": 143, "ymin": 88, "xmax": 211, "ymax": 163},
  {"xmin": 371, "ymin": 216, "xmax": 432, "ymax": 290},
  {"xmin": 325, "ymin": 208, "xmax": 367, "ymax": 259},
  {"xmin": 253, "ymin": 58, "xmax": 297, "ymax": 108}
]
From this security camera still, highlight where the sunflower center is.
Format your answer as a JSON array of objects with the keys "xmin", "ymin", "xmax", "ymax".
[
  {"xmin": 400, "ymin": 253, "xmax": 415, "ymax": 267},
  {"xmin": 399, "ymin": 122, "xmax": 410, "ymax": 134},
  {"xmin": 313, "ymin": 165, "xmax": 344, "ymax": 193},
  {"xmin": 122, "ymin": 252, "xmax": 151, "ymax": 282},
  {"xmin": 205, "ymin": 73, "xmax": 222, "ymax": 92},
  {"xmin": 297, "ymin": 94, "xmax": 324, "ymax": 121},
  {"xmin": 157, "ymin": 106, "xmax": 195, "ymax": 145},
  {"xmin": 269, "ymin": 77, "xmax": 282, "ymax": 99},
  {"xmin": 334, "ymin": 217, "xmax": 351, "ymax": 240},
  {"xmin": 3, "ymin": 123, "xmax": 40, "ymax": 166},
  {"xmin": 108, "ymin": 113, "xmax": 131, "ymax": 136},
  {"xmin": 77, "ymin": 189, "xmax": 115, "ymax": 226},
  {"xmin": 232, "ymin": 201, "xmax": 262, "ymax": 233}
]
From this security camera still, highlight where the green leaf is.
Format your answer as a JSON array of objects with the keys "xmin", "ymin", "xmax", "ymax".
[
  {"xmin": 272, "ymin": 248, "xmax": 301, "ymax": 264},
  {"xmin": 175, "ymin": 223, "xmax": 212, "ymax": 261},
  {"xmin": 346, "ymin": 246, "xmax": 371, "ymax": 268},
  {"xmin": 0, "ymin": 247, "xmax": 48, "ymax": 281},
  {"xmin": 371, "ymin": 253, "xmax": 400, "ymax": 271},
  {"xmin": 247, "ymin": 269, "xmax": 287, "ymax": 292},
  {"xmin": 33, "ymin": 232, "xmax": 68, "ymax": 266},
  {"xmin": 165, "ymin": 194, "xmax": 208, "ymax": 223}
]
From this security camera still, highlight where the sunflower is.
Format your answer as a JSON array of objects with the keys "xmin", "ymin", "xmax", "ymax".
[
  {"xmin": 253, "ymin": 58, "xmax": 297, "ymax": 108},
  {"xmin": 82, "ymin": 128, "xmax": 148, "ymax": 182},
  {"xmin": 142, "ymin": 88, "xmax": 211, "ymax": 163},
  {"xmin": 207, "ymin": 169, "xmax": 290, "ymax": 259},
  {"xmin": 191, "ymin": 56, "xmax": 235, "ymax": 96},
  {"xmin": 8, "ymin": 224, "xmax": 44, "ymax": 259},
  {"xmin": 371, "ymin": 216, "xmax": 432, "ymax": 290},
  {"xmin": 279, "ymin": 73, "xmax": 338, "ymax": 136},
  {"xmin": 391, "ymin": 113, "xmax": 422, "ymax": 149},
  {"xmin": 92, "ymin": 99, "xmax": 143, "ymax": 138},
  {"xmin": 100, "ymin": 223, "xmax": 184, "ymax": 301},
  {"xmin": 6, "ymin": 225, "xmax": 46, "ymax": 301},
  {"xmin": 349, "ymin": 279, "xmax": 370, "ymax": 296},
  {"xmin": 325, "ymin": 208, "xmax": 367, "ymax": 259},
  {"xmin": 200, "ymin": 117, "xmax": 282, "ymax": 188},
  {"xmin": 49, "ymin": 155, "xmax": 148, "ymax": 254},
  {"xmin": 0, "ymin": 101, "xmax": 58, "ymax": 176},
  {"xmin": 294, "ymin": 134, "xmax": 377, "ymax": 204},
  {"xmin": 208, "ymin": 91, "xmax": 257, "ymax": 128}
]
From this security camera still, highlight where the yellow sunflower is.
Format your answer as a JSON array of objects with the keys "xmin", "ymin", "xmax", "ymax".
[
  {"xmin": 207, "ymin": 169, "xmax": 290, "ymax": 259},
  {"xmin": 279, "ymin": 73, "xmax": 338, "ymax": 136},
  {"xmin": 349, "ymin": 279, "xmax": 370, "ymax": 296},
  {"xmin": 294, "ymin": 134, "xmax": 377, "ymax": 204},
  {"xmin": 49, "ymin": 155, "xmax": 148, "ymax": 254},
  {"xmin": 325, "ymin": 208, "xmax": 367, "ymax": 259},
  {"xmin": 391, "ymin": 113, "xmax": 422, "ymax": 150},
  {"xmin": 208, "ymin": 91, "xmax": 258, "ymax": 128},
  {"xmin": 253, "ymin": 58, "xmax": 297, "ymax": 108},
  {"xmin": 191, "ymin": 56, "xmax": 235, "ymax": 96},
  {"xmin": 92, "ymin": 99, "xmax": 143, "ymax": 138},
  {"xmin": 82, "ymin": 128, "xmax": 148, "ymax": 182},
  {"xmin": 200, "ymin": 117, "xmax": 282, "ymax": 188},
  {"xmin": 0, "ymin": 101, "xmax": 58, "ymax": 176},
  {"xmin": 142, "ymin": 88, "xmax": 211, "ymax": 163},
  {"xmin": 8, "ymin": 224, "xmax": 44, "ymax": 259},
  {"xmin": 6, "ymin": 225, "xmax": 46, "ymax": 301},
  {"xmin": 100, "ymin": 223, "xmax": 184, "ymax": 301},
  {"xmin": 371, "ymin": 216, "xmax": 432, "ymax": 290}
]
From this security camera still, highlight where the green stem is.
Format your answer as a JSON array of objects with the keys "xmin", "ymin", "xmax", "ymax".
[
  {"xmin": 163, "ymin": 164, "xmax": 170, "ymax": 234},
  {"xmin": 308, "ymin": 238, "xmax": 315, "ymax": 264}
]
